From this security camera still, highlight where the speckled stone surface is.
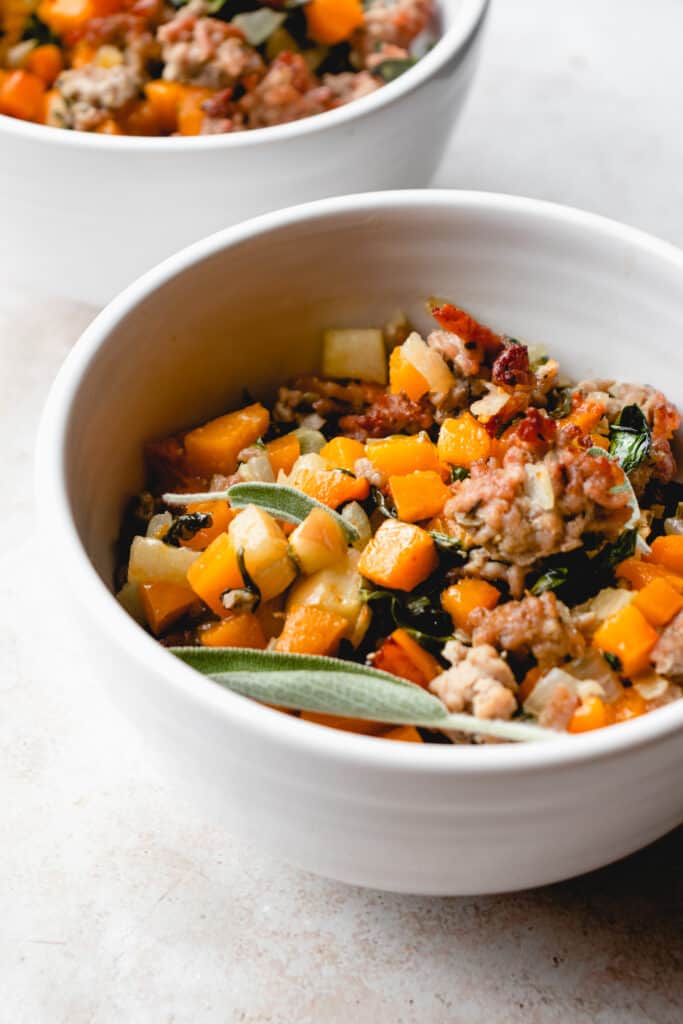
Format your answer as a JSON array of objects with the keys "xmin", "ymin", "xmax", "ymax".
[{"xmin": 2, "ymin": 1, "xmax": 683, "ymax": 1020}]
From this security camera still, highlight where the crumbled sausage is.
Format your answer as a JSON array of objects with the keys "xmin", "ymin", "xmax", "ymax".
[
  {"xmin": 470, "ymin": 592, "xmax": 586, "ymax": 669},
  {"xmin": 651, "ymin": 611, "xmax": 683, "ymax": 678},
  {"xmin": 430, "ymin": 640, "xmax": 518, "ymax": 719}
]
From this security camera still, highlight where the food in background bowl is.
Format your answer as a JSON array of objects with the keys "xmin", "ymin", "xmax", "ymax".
[
  {"xmin": 116, "ymin": 300, "xmax": 683, "ymax": 744},
  {"xmin": 0, "ymin": 0, "xmax": 435, "ymax": 134}
]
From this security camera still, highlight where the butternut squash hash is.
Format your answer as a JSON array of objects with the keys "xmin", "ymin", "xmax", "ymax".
[
  {"xmin": 0, "ymin": 0, "xmax": 433, "ymax": 134},
  {"xmin": 116, "ymin": 302, "xmax": 683, "ymax": 743}
]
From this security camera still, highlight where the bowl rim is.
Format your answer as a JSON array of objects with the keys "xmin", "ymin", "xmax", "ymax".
[
  {"xmin": 36, "ymin": 188, "xmax": 683, "ymax": 776},
  {"xmin": 0, "ymin": 0, "xmax": 488, "ymax": 152}
]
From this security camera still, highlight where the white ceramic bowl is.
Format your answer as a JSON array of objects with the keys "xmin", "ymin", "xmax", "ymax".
[
  {"xmin": 0, "ymin": 0, "xmax": 488, "ymax": 306},
  {"xmin": 36, "ymin": 191, "xmax": 683, "ymax": 895}
]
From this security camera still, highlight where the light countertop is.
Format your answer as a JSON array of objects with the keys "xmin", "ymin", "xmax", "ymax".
[{"xmin": 2, "ymin": 1, "xmax": 683, "ymax": 1020}]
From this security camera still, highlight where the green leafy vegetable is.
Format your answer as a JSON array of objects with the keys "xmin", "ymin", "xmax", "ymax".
[
  {"xmin": 371, "ymin": 485, "xmax": 397, "ymax": 519},
  {"xmin": 450, "ymin": 466, "xmax": 470, "ymax": 482},
  {"xmin": 363, "ymin": 585, "xmax": 453, "ymax": 651},
  {"xmin": 163, "ymin": 482, "xmax": 359, "ymax": 542},
  {"xmin": 530, "ymin": 566, "xmax": 570, "ymax": 596},
  {"xmin": 163, "ymin": 511, "xmax": 212, "ymax": 547},
  {"xmin": 603, "ymin": 652, "xmax": 623, "ymax": 673},
  {"xmin": 429, "ymin": 531, "xmax": 465, "ymax": 552},
  {"xmin": 171, "ymin": 647, "xmax": 556, "ymax": 742},
  {"xmin": 231, "ymin": 8, "xmax": 287, "ymax": 46},
  {"xmin": 222, "ymin": 547, "xmax": 261, "ymax": 612},
  {"xmin": 21, "ymin": 13, "xmax": 59, "ymax": 45},
  {"xmin": 372, "ymin": 57, "xmax": 416, "ymax": 83},
  {"xmin": 609, "ymin": 404, "xmax": 651, "ymax": 474}
]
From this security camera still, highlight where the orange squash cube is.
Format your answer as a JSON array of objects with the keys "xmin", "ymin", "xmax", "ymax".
[
  {"xmin": 365, "ymin": 432, "xmax": 440, "ymax": 477},
  {"xmin": 633, "ymin": 577, "xmax": 683, "ymax": 628},
  {"xmin": 358, "ymin": 519, "xmax": 438, "ymax": 591},
  {"xmin": 389, "ymin": 347, "xmax": 430, "ymax": 402},
  {"xmin": 299, "ymin": 711, "xmax": 385, "ymax": 736},
  {"xmin": 382, "ymin": 725, "xmax": 423, "ymax": 743},
  {"xmin": 612, "ymin": 689, "xmax": 647, "ymax": 722},
  {"xmin": 437, "ymin": 411, "xmax": 491, "ymax": 467},
  {"xmin": 616, "ymin": 557, "xmax": 683, "ymax": 593},
  {"xmin": 186, "ymin": 532, "xmax": 243, "ymax": 616},
  {"xmin": 592, "ymin": 604, "xmax": 659, "ymax": 679},
  {"xmin": 26, "ymin": 44, "xmax": 63, "ymax": 86},
  {"xmin": 441, "ymin": 578, "xmax": 500, "ymax": 631},
  {"xmin": 320, "ymin": 436, "xmax": 365, "ymax": 473},
  {"xmin": 38, "ymin": 0, "xmax": 123, "ymax": 35},
  {"xmin": 183, "ymin": 402, "xmax": 269, "ymax": 477},
  {"xmin": 568, "ymin": 696, "xmax": 616, "ymax": 733},
  {"xmin": 140, "ymin": 581, "xmax": 198, "ymax": 636},
  {"xmin": 389, "ymin": 470, "xmax": 451, "ymax": 522},
  {"xmin": 305, "ymin": 0, "xmax": 364, "ymax": 45},
  {"xmin": 275, "ymin": 605, "xmax": 348, "ymax": 655},
  {"xmin": 266, "ymin": 433, "xmax": 301, "ymax": 476},
  {"xmin": 649, "ymin": 535, "xmax": 683, "ymax": 575},
  {"xmin": 0, "ymin": 70, "xmax": 45, "ymax": 121},
  {"xmin": 291, "ymin": 467, "xmax": 369, "ymax": 507},
  {"xmin": 199, "ymin": 613, "xmax": 267, "ymax": 649}
]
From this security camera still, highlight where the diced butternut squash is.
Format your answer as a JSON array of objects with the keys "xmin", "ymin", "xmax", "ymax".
[
  {"xmin": 229, "ymin": 505, "xmax": 297, "ymax": 601},
  {"xmin": 199, "ymin": 613, "xmax": 267, "ymax": 649},
  {"xmin": 177, "ymin": 85, "xmax": 213, "ymax": 135},
  {"xmin": 389, "ymin": 470, "xmax": 451, "ymax": 523},
  {"xmin": 25, "ymin": 44, "xmax": 63, "ymax": 86},
  {"xmin": 592, "ymin": 604, "xmax": 659, "ymax": 679},
  {"xmin": 305, "ymin": 0, "xmax": 365, "ymax": 47},
  {"xmin": 299, "ymin": 711, "xmax": 385, "ymax": 735},
  {"xmin": 140, "ymin": 581, "xmax": 198, "ymax": 636},
  {"xmin": 144, "ymin": 79, "xmax": 186, "ymax": 134},
  {"xmin": 321, "ymin": 328, "xmax": 387, "ymax": 384},
  {"xmin": 441, "ymin": 578, "xmax": 500, "ymax": 632},
  {"xmin": 438, "ymin": 411, "xmax": 491, "ymax": 467},
  {"xmin": 400, "ymin": 332, "xmax": 455, "ymax": 395},
  {"xmin": 288, "ymin": 507, "xmax": 348, "ymax": 575},
  {"xmin": 590, "ymin": 433, "xmax": 610, "ymax": 450},
  {"xmin": 568, "ymin": 695, "xmax": 616, "ymax": 733},
  {"xmin": 633, "ymin": 577, "xmax": 683, "ymax": 628},
  {"xmin": 382, "ymin": 725, "xmax": 423, "ymax": 743},
  {"xmin": 0, "ymin": 70, "xmax": 45, "ymax": 121},
  {"xmin": 649, "ymin": 535, "xmax": 683, "ymax": 574},
  {"xmin": 365, "ymin": 432, "xmax": 440, "ymax": 477},
  {"xmin": 276, "ymin": 604, "xmax": 349, "ymax": 655},
  {"xmin": 266, "ymin": 433, "xmax": 301, "ymax": 476},
  {"xmin": 38, "ymin": 0, "xmax": 123, "ymax": 35},
  {"xmin": 389, "ymin": 346, "xmax": 430, "ymax": 402},
  {"xmin": 179, "ymin": 500, "xmax": 234, "ymax": 551},
  {"xmin": 563, "ymin": 398, "xmax": 606, "ymax": 434},
  {"xmin": 612, "ymin": 688, "xmax": 647, "ymax": 723},
  {"xmin": 290, "ymin": 466, "xmax": 369, "ymax": 507},
  {"xmin": 391, "ymin": 628, "xmax": 441, "ymax": 682},
  {"xmin": 186, "ymin": 532, "xmax": 243, "ymax": 616},
  {"xmin": 320, "ymin": 435, "xmax": 365, "ymax": 473},
  {"xmin": 183, "ymin": 402, "xmax": 269, "ymax": 477},
  {"xmin": 372, "ymin": 635, "xmax": 430, "ymax": 686},
  {"xmin": 616, "ymin": 557, "xmax": 683, "ymax": 593},
  {"xmin": 95, "ymin": 117, "xmax": 123, "ymax": 135},
  {"xmin": 358, "ymin": 519, "xmax": 438, "ymax": 591}
]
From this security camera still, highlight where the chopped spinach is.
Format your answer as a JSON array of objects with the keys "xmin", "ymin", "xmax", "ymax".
[
  {"xmin": 603, "ymin": 652, "xmax": 623, "ymax": 673},
  {"xmin": 450, "ymin": 466, "xmax": 470, "ymax": 482},
  {"xmin": 371, "ymin": 485, "xmax": 397, "ymax": 519},
  {"xmin": 164, "ymin": 511, "xmax": 212, "ymax": 547},
  {"xmin": 21, "ymin": 13, "xmax": 59, "ymax": 45},
  {"xmin": 362, "ymin": 583, "xmax": 453, "ymax": 654},
  {"xmin": 530, "ymin": 565, "xmax": 570, "ymax": 596},
  {"xmin": 221, "ymin": 547, "xmax": 261, "ymax": 612},
  {"xmin": 527, "ymin": 529, "xmax": 637, "ymax": 605},
  {"xmin": 609, "ymin": 404, "xmax": 651, "ymax": 474},
  {"xmin": 372, "ymin": 57, "xmax": 417, "ymax": 83},
  {"xmin": 429, "ymin": 531, "xmax": 465, "ymax": 553}
]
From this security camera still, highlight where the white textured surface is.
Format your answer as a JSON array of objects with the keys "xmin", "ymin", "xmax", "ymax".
[{"xmin": 2, "ymin": 0, "xmax": 683, "ymax": 1019}]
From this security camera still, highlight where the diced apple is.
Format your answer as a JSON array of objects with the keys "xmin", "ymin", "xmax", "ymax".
[
  {"xmin": 289, "ymin": 507, "xmax": 348, "ymax": 575},
  {"xmin": 322, "ymin": 328, "xmax": 387, "ymax": 384},
  {"xmin": 286, "ymin": 549, "xmax": 363, "ymax": 630},
  {"xmin": 229, "ymin": 505, "xmax": 296, "ymax": 601},
  {"xmin": 127, "ymin": 536, "xmax": 199, "ymax": 587}
]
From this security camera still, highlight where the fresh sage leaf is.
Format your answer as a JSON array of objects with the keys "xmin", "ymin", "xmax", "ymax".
[
  {"xmin": 231, "ymin": 8, "xmax": 286, "ymax": 46},
  {"xmin": 163, "ymin": 481, "xmax": 359, "ymax": 542},
  {"xmin": 372, "ymin": 57, "xmax": 416, "ymax": 83},
  {"xmin": 609, "ymin": 404, "xmax": 651, "ymax": 475},
  {"xmin": 171, "ymin": 647, "xmax": 556, "ymax": 742}
]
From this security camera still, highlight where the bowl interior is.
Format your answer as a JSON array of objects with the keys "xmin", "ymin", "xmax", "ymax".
[{"xmin": 62, "ymin": 195, "xmax": 683, "ymax": 589}]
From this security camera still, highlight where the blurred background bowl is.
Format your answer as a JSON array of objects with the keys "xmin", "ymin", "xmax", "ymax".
[{"xmin": 0, "ymin": 0, "xmax": 489, "ymax": 306}]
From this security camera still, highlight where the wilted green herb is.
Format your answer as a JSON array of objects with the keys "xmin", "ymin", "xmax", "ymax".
[
  {"xmin": 609, "ymin": 404, "xmax": 651, "ymax": 474},
  {"xmin": 164, "ymin": 511, "xmax": 212, "ymax": 547},
  {"xmin": 372, "ymin": 57, "xmax": 417, "ymax": 82}
]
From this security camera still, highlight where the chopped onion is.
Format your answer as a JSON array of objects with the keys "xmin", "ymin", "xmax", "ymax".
[
  {"xmin": 402, "ymin": 331, "xmax": 455, "ymax": 394},
  {"xmin": 633, "ymin": 673, "xmax": 670, "ymax": 701},
  {"xmin": 341, "ymin": 501, "xmax": 372, "ymax": 550},
  {"xmin": 146, "ymin": 511, "xmax": 173, "ymax": 540},
  {"xmin": 470, "ymin": 384, "xmax": 510, "ymax": 422},
  {"xmin": 664, "ymin": 516, "xmax": 683, "ymax": 536},
  {"xmin": 586, "ymin": 587, "xmax": 633, "ymax": 623},
  {"xmin": 293, "ymin": 428, "xmax": 326, "ymax": 454},
  {"xmin": 523, "ymin": 463, "xmax": 555, "ymax": 510},
  {"xmin": 128, "ymin": 536, "xmax": 199, "ymax": 587},
  {"xmin": 238, "ymin": 453, "xmax": 275, "ymax": 483},
  {"xmin": 523, "ymin": 667, "xmax": 579, "ymax": 716}
]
